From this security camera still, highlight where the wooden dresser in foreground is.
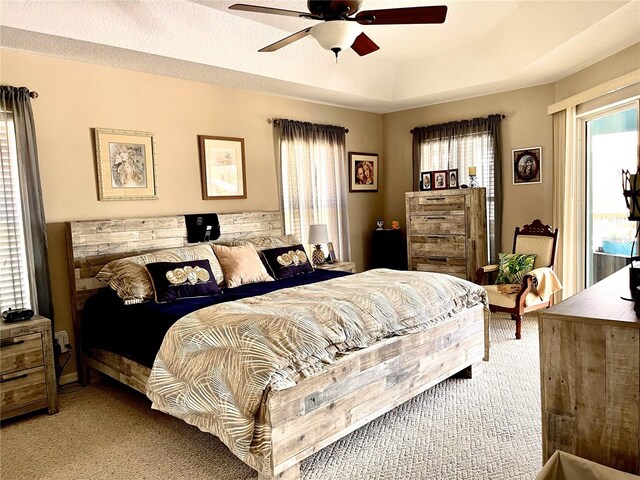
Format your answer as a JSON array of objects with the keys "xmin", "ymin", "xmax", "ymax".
[
  {"xmin": 405, "ymin": 188, "xmax": 487, "ymax": 281},
  {"xmin": 538, "ymin": 266, "xmax": 639, "ymax": 474},
  {"xmin": 0, "ymin": 315, "xmax": 58, "ymax": 420}
]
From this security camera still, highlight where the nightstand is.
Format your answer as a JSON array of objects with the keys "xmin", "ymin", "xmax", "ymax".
[
  {"xmin": 315, "ymin": 261, "xmax": 356, "ymax": 273},
  {"xmin": 1, "ymin": 315, "xmax": 59, "ymax": 420}
]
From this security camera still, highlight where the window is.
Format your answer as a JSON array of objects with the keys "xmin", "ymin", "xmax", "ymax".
[
  {"xmin": 0, "ymin": 112, "xmax": 31, "ymax": 310},
  {"xmin": 582, "ymin": 101, "xmax": 639, "ymax": 286},
  {"xmin": 276, "ymin": 120, "xmax": 351, "ymax": 261},
  {"xmin": 414, "ymin": 116, "xmax": 502, "ymax": 261}
]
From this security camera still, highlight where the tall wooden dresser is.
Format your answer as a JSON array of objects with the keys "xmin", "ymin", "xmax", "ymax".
[{"xmin": 405, "ymin": 189, "xmax": 487, "ymax": 281}]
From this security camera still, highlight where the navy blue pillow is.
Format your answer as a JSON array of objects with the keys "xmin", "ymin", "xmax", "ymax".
[
  {"xmin": 145, "ymin": 260, "xmax": 221, "ymax": 303},
  {"xmin": 260, "ymin": 244, "xmax": 314, "ymax": 280}
]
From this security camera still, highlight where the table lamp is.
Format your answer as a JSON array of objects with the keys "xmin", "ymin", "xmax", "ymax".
[{"xmin": 308, "ymin": 224, "xmax": 329, "ymax": 265}]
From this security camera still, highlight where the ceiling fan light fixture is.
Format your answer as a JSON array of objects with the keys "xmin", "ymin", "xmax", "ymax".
[{"xmin": 310, "ymin": 21, "xmax": 363, "ymax": 56}]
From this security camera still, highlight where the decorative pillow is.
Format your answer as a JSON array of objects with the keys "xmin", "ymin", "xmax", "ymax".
[
  {"xmin": 260, "ymin": 244, "xmax": 314, "ymax": 280},
  {"xmin": 211, "ymin": 243, "xmax": 274, "ymax": 288},
  {"xmin": 495, "ymin": 253, "xmax": 537, "ymax": 285},
  {"xmin": 96, "ymin": 244, "xmax": 224, "ymax": 305},
  {"xmin": 145, "ymin": 260, "xmax": 221, "ymax": 303}
]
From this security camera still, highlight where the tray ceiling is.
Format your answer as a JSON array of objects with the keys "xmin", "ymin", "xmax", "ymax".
[{"xmin": 1, "ymin": 0, "xmax": 639, "ymax": 113}]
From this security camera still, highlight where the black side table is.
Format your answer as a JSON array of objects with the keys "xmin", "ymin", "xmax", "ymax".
[{"xmin": 371, "ymin": 229, "xmax": 407, "ymax": 270}]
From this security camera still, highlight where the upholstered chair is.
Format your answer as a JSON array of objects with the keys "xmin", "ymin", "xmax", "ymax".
[{"xmin": 475, "ymin": 219, "xmax": 561, "ymax": 339}]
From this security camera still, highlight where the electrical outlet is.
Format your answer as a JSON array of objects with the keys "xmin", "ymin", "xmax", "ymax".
[{"xmin": 55, "ymin": 330, "xmax": 70, "ymax": 353}]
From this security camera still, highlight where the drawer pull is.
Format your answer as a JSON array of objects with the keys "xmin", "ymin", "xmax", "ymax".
[
  {"xmin": 427, "ymin": 256, "xmax": 448, "ymax": 262},
  {"xmin": 427, "ymin": 235, "xmax": 446, "ymax": 239},
  {"xmin": 425, "ymin": 216, "xmax": 446, "ymax": 220},
  {"xmin": 0, "ymin": 373, "xmax": 28, "ymax": 384},
  {"xmin": 0, "ymin": 339, "xmax": 24, "ymax": 348}
]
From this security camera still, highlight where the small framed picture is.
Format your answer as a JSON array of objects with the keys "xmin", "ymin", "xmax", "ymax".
[
  {"xmin": 512, "ymin": 147, "xmax": 542, "ymax": 185},
  {"xmin": 93, "ymin": 128, "xmax": 158, "ymax": 201},
  {"xmin": 433, "ymin": 170, "xmax": 448, "ymax": 189},
  {"xmin": 349, "ymin": 152, "xmax": 378, "ymax": 192},
  {"xmin": 448, "ymin": 169, "xmax": 459, "ymax": 188},
  {"xmin": 199, "ymin": 135, "xmax": 247, "ymax": 199},
  {"xmin": 326, "ymin": 242, "xmax": 337, "ymax": 263},
  {"xmin": 420, "ymin": 171, "xmax": 432, "ymax": 190}
]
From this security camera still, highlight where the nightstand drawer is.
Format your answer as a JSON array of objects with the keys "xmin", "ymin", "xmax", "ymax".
[
  {"xmin": 0, "ymin": 333, "xmax": 44, "ymax": 375},
  {"xmin": 0, "ymin": 366, "xmax": 47, "ymax": 412},
  {"xmin": 315, "ymin": 261, "xmax": 356, "ymax": 273}
]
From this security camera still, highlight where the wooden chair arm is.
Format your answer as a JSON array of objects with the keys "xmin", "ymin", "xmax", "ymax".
[
  {"xmin": 513, "ymin": 275, "xmax": 535, "ymax": 310},
  {"xmin": 475, "ymin": 264, "xmax": 499, "ymax": 285}
]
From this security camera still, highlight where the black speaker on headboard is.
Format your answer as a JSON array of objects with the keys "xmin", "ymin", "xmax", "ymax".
[{"xmin": 185, "ymin": 214, "xmax": 221, "ymax": 243}]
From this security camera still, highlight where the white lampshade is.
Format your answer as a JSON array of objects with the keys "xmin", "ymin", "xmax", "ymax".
[
  {"xmin": 310, "ymin": 21, "xmax": 363, "ymax": 54},
  {"xmin": 308, "ymin": 224, "xmax": 329, "ymax": 245}
]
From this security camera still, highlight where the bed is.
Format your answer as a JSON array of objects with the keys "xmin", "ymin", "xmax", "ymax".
[{"xmin": 66, "ymin": 211, "xmax": 488, "ymax": 480}]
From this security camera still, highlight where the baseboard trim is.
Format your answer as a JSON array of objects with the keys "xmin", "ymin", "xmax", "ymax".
[{"xmin": 60, "ymin": 372, "xmax": 79, "ymax": 386}]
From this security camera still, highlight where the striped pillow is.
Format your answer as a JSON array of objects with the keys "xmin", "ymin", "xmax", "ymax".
[{"xmin": 96, "ymin": 244, "xmax": 224, "ymax": 305}]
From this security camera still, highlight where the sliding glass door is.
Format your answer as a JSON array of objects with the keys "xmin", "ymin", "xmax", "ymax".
[{"xmin": 584, "ymin": 101, "xmax": 639, "ymax": 287}]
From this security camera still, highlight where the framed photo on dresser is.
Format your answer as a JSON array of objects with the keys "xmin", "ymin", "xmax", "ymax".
[
  {"xmin": 433, "ymin": 170, "xmax": 448, "ymax": 190},
  {"xmin": 448, "ymin": 169, "xmax": 459, "ymax": 188},
  {"xmin": 420, "ymin": 171, "xmax": 432, "ymax": 190}
]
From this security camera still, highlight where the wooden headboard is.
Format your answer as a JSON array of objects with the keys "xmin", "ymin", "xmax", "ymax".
[{"xmin": 65, "ymin": 211, "xmax": 282, "ymax": 375}]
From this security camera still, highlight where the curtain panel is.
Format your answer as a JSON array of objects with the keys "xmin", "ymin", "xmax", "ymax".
[
  {"xmin": 412, "ymin": 114, "xmax": 502, "ymax": 262},
  {"xmin": 275, "ymin": 119, "xmax": 351, "ymax": 261},
  {"xmin": 0, "ymin": 86, "xmax": 53, "ymax": 319}
]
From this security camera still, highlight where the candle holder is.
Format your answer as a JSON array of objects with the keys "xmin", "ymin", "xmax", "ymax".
[{"xmin": 469, "ymin": 174, "xmax": 479, "ymax": 188}]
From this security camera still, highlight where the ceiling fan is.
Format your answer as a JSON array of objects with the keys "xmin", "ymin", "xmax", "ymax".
[{"xmin": 229, "ymin": 1, "xmax": 447, "ymax": 60}]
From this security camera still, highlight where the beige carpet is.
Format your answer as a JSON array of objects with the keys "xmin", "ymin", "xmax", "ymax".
[{"xmin": 1, "ymin": 314, "xmax": 541, "ymax": 480}]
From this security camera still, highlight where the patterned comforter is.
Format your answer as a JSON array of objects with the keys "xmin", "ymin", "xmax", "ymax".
[{"xmin": 146, "ymin": 269, "xmax": 486, "ymax": 474}]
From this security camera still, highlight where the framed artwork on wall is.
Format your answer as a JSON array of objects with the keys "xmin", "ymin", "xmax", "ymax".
[
  {"xmin": 513, "ymin": 147, "xmax": 542, "ymax": 185},
  {"xmin": 433, "ymin": 170, "xmax": 448, "ymax": 189},
  {"xmin": 198, "ymin": 136, "xmax": 247, "ymax": 199},
  {"xmin": 94, "ymin": 128, "xmax": 158, "ymax": 201},
  {"xmin": 420, "ymin": 171, "xmax": 432, "ymax": 190},
  {"xmin": 349, "ymin": 152, "xmax": 378, "ymax": 192}
]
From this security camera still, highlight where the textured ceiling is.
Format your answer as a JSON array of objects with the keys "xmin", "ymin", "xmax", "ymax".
[{"xmin": 1, "ymin": 0, "xmax": 639, "ymax": 113}]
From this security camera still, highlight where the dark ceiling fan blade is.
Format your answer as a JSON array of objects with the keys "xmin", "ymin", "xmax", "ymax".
[
  {"xmin": 258, "ymin": 27, "xmax": 313, "ymax": 52},
  {"xmin": 229, "ymin": 4, "xmax": 311, "ymax": 18},
  {"xmin": 351, "ymin": 32, "xmax": 380, "ymax": 56},
  {"xmin": 355, "ymin": 5, "xmax": 447, "ymax": 25}
]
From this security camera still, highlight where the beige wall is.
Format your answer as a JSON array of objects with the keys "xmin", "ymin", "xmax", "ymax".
[
  {"xmin": 382, "ymin": 84, "xmax": 556, "ymax": 254},
  {"xmin": 1, "ymin": 49, "xmax": 383, "ymax": 376},
  {"xmin": 554, "ymin": 43, "xmax": 640, "ymax": 102},
  {"xmin": 381, "ymin": 41, "xmax": 640, "ymax": 256}
]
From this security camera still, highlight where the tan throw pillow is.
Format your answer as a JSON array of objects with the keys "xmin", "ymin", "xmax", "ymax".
[
  {"xmin": 96, "ymin": 244, "xmax": 224, "ymax": 304},
  {"xmin": 211, "ymin": 243, "xmax": 274, "ymax": 288}
]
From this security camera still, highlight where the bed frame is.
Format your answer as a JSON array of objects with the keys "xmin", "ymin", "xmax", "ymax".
[{"xmin": 66, "ymin": 211, "xmax": 487, "ymax": 480}]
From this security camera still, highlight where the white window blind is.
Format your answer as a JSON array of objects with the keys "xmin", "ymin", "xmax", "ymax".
[
  {"xmin": 420, "ymin": 131, "xmax": 496, "ymax": 257},
  {"xmin": 279, "ymin": 131, "xmax": 350, "ymax": 262},
  {"xmin": 0, "ymin": 112, "xmax": 31, "ymax": 311}
]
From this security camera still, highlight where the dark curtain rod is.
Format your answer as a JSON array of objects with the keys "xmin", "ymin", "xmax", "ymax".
[
  {"xmin": 269, "ymin": 118, "xmax": 349, "ymax": 133},
  {"xmin": 409, "ymin": 114, "xmax": 505, "ymax": 134},
  {"xmin": 29, "ymin": 91, "xmax": 39, "ymax": 99}
]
